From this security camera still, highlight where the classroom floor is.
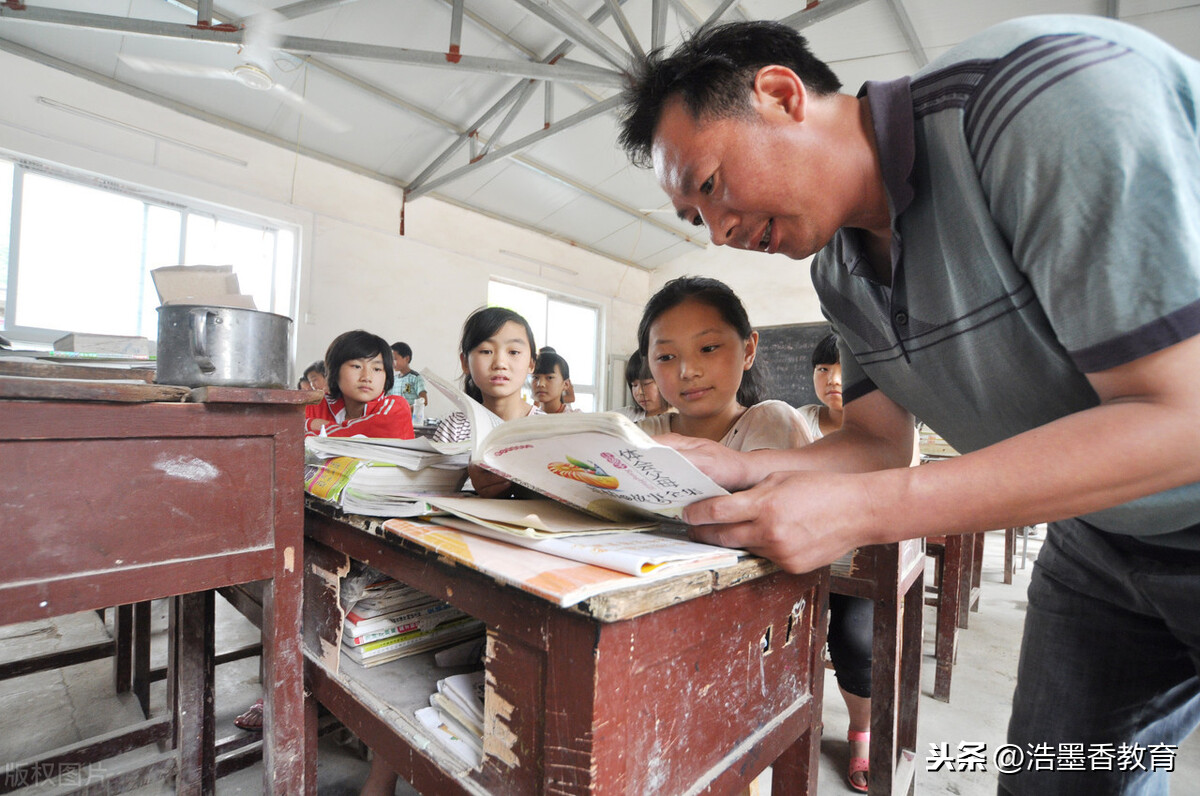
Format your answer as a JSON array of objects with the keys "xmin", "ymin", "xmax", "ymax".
[{"xmin": 2, "ymin": 529, "xmax": 1198, "ymax": 795}]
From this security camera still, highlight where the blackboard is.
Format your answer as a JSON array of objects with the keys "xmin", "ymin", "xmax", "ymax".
[{"xmin": 754, "ymin": 322, "xmax": 833, "ymax": 408}]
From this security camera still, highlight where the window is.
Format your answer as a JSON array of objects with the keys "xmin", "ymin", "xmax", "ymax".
[
  {"xmin": 0, "ymin": 156, "xmax": 296, "ymax": 343},
  {"xmin": 488, "ymin": 280, "xmax": 601, "ymax": 411}
]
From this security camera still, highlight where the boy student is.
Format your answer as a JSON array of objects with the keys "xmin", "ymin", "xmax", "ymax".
[
  {"xmin": 388, "ymin": 342, "xmax": 428, "ymax": 408},
  {"xmin": 618, "ymin": 17, "xmax": 1200, "ymax": 796}
]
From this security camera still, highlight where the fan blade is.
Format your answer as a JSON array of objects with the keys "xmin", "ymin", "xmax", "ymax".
[
  {"xmin": 118, "ymin": 53, "xmax": 234, "ymax": 81},
  {"xmin": 270, "ymin": 83, "xmax": 350, "ymax": 133},
  {"xmin": 239, "ymin": 7, "xmax": 285, "ymax": 68}
]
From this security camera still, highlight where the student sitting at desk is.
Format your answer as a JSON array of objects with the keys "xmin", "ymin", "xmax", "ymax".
[
  {"xmin": 636, "ymin": 276, "xmax": 811, "ymax": 450},
  {"xmin": 615, "ymin": 349, "xmax": 672, "ymax": 422},
  {"xmin": 362, "ymin": 306, "xmax": 542, "ymax": 795},
  {"xmin": 635, "ymin": 277, "xmax": 816, "ymax": 792},
  {"xmin": 532, "ymin": 347, "xmax": 578, "ymax": 414},
  {"xmin": 799, "ymin": 332, "xmax": 874, "ymax": 792},
  {"xmin": 305, "ymin": 330, "xmax": 414, "ymax": 440},
  {"xmin": 237, "ymin": 330, "xmax": 413, "ymax": 733},
  {"xmin": 303, "ymin": 359, "xmax": 328, "ymax": 394},
  {"xmin": 388, "ymin": 341, "xmax": 428, "ymax": 410}
]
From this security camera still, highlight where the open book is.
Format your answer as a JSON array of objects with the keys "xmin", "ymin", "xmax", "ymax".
[{"xmin": 424, "ymin": 371, "xmax": 728, "ymax": 521}]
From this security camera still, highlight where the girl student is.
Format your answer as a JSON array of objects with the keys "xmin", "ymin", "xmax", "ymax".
[
  {"xmin": 798, "ymin": 333, "xmax": 874, "ymax": 793},
  {"xmin": 431, "ymin": 306, "xmax": 544, "ymax": 444},
  {"xmin": 615, "ymin": 349, "xmax": 672, "ymax": 422},
  {"xmin": 361, "ymin": 307, "xmax": 541, "ymax": 796},
  {"xmin": 532, "ymin": 347, "xmax": 578, "ymax": 414},
  {"xmin": 636, "ymin": 275, "xmax": 812, "ymax": 450},
  {"xmin": 236, "ymin": 330, "xmax": 412, "ymax": 733},
  {"xmin": 304, "ymin": 329, "xmax": 415, "ymax": 439}
]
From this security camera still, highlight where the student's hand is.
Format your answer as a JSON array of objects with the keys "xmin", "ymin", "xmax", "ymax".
[
  {"xmin": 307, "ymin": 418, "xmax": 332, "ymax": 433},
  {"xmin": 654, "ymin": 433, "xmax": 756, "ymax": 491},
  {"xmin": 468, "ymin": 463, "xmax": 513, "ymax": 499},
  {"xmin": 682, "ymin": 469, "xmax": 877, "ymax": 574}
]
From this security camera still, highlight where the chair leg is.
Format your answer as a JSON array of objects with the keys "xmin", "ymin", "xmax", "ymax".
[{"xmin": 1004, "ymin": 528, "xmax": 1016, "ymax": 585}]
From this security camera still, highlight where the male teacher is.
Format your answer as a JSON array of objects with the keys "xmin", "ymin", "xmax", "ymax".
[{"xmin": 617, "ymin": 15, "xmax": 1200, "ymax": 795}]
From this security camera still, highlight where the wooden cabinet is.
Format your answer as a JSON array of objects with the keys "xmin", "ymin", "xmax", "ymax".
[{"xmin": 0, "ymin": 381, "xmax": 310, "ymax": 794}]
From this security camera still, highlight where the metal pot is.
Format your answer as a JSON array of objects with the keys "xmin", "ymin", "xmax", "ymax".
[{"xmin": 156, "ymin": 304, "xmax": 292, "ymax": 388}]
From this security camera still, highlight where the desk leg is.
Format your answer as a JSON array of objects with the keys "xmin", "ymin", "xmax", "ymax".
[
  {"xmin": 113, "ymin": 604, "xmax": 133, "ymax": 695},
  {"xmin": 895, "ymin": 572, "xmax": 922, "ymax": 796},
  {"xmin": 262, "ymin": 575, "xmax": 307, "ymax": 793},
  {"xmin": 170, "ymin": 592, "xmax": 215, "ymax": 796},
  {"xmin": 933, "ymin": 541, "xmax": 961, "ymax": 703}
]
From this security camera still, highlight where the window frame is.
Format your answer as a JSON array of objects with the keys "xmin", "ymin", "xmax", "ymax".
[
  {"xmin": 487, "ymin": 277, "xmax": 605, "ymax": 412},
  {"xmin": 0, "ymin": 153, "xmax": 299, "ymax": 344}
]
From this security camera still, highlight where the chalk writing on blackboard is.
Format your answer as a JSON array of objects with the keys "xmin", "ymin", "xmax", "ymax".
[{"xmin": 754, "ymin": 322, "xmax": 833, "ymax": 408}]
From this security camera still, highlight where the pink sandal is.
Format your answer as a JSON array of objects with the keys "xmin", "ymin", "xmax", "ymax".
[
  {"xmin": 234, "ymin": 698, "xmax": 264, "ymax": 732},
  {"xmin": 847, "ymin": 729, "xmax": 869, "ymax": 793}
]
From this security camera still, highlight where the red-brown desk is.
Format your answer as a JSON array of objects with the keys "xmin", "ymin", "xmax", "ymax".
[
  {"xmin": 0, "ymin": 378, "xmax": 310, "ymax": 794},
  {"xmin": 302, "ymin": 506, "xmax": 829, "ymax": 795}
]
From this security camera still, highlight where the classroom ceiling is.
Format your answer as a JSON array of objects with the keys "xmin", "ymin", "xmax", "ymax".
[{"xmin": 1, "ymin": 0, "xmax": 1197, "ymax": 270}]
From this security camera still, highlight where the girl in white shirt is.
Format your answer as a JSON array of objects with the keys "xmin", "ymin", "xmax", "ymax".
[
  {"xmin": 799, "ymin": 333, "xmax": 874, "ymax": 793},
  {"xmin": 636, "ymin": 276, "xmax": 811, "ymax": 450}
]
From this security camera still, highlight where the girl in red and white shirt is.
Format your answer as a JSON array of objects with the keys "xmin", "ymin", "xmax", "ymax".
[{"xmin": 305, "ymin": 329, "xmax": 414, "ymax": 439}]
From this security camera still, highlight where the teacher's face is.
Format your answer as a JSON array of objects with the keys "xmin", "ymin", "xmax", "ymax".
[{"xmin": 651, "ymin": 95, "xmax": 835, "ymax": 262}]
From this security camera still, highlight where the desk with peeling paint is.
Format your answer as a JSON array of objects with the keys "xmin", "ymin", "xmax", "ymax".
[
  {"xmin": 302, "ymin": 506, "xmax": 828, "ymax": 796},
  {"xmin": 0, "ymin": 379, "xmax": 310, "ymax": 794}
]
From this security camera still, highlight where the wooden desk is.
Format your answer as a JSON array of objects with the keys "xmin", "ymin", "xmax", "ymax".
[
  {"xmin": 302, "ymin": 508, "xmax": 828, "ymax": 795},
  {"xmin": 830, "ymin": 540, "xmax": 924, "ymax": 796},
  {"xmin": 0, "ymin": 379, "xmax": 311, "ymax": 794}
]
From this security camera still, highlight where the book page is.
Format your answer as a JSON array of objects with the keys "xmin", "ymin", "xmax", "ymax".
[
  {"xmin": 382, "ymin": 519, "xmax": 689, "ymax": 606},
  {"xmin": 434, "ymin": 517, "xmax": 740, "ymax": 577},
  {"xmin": 475, "ymin": 412, "xmax": 728, "ymax": 521},
  {"xmin": 426, "ymin": 496, "xmax": 657, "ymax": 537},
  {"xmin": 423, "ymin": 370, "xmax": 505, "ymax": 457}
]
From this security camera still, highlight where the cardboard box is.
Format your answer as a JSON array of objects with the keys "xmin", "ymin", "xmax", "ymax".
[
  {"xmin": 150, "ymin": 265, "xmax": 257, "ymax": 310},
  {"xmin": 53, "ymin": 332, "xmax": 151, "ymax": 356}
]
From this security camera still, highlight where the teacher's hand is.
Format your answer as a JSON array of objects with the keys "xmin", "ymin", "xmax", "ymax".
[
  {"xmin": 468, "ymin": 463, "xmax": 514, "ymax": 499},
  {"xmin": 682, "ymin": 470, "xmax": 876, "ymax": 574},
  {"xmin": 655, "ymin": 433, "xmax": 756, "ymax": 491}
]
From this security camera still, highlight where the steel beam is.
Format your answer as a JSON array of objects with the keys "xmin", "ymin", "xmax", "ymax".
[
  {"xmin": 781, "ymin": 0, "xmax": 874, "ymax": 29},
  {"xmin": 702, "ymin": 0, "xmax": 742, "ymax": 29},
  {"xmin": 887, "ymin": 0, "xmax": 927, "ymax": 67},
  {"xmin": 0, "ymin": 5, "xmax": 625, "ymax": 85},
  {"xmin": 509, "ymin": 0, "xmax": 629, "ymax": 71},
  {"xmin": 478, "ymin": 79, "xmax": 538, "ymax": 158},
  {"xmin": 602, "ymin": 0, "xmax": 643, "ymax": 59},
  {"xmin": 272, "ymin": 0, "xmax": 361, "ymax": 21},
  {"xmin": 651, "ymin": 0, "xmax": 667, "ymax": 51},
  {"xmin": 407, "ymin": 95, "xmax": 621, "ymax": 197}
]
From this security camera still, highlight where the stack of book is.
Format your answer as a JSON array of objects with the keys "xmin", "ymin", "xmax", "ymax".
[
  {"xmin": 342, "ymin": 579, "xmax": 484, "ymax": 668},
  {"xmin": 415, "ymin": 670, "xmax": 485, "ymax": 767},
  {"xmin": 305, "ymin": 435, "xmax": 471, "ymax": 516}
]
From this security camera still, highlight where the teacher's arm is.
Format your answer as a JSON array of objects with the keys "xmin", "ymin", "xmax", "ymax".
[{"xmin": 684, "ymin": 335, "xmax": 1200, "ymax": 573}]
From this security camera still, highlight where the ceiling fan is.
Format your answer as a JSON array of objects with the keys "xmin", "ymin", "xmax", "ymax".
[{"xmin": 117, "ymin": 9, "xmax": 349, "ymax": 132}]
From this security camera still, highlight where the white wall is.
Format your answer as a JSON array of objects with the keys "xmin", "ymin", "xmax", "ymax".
[
  {"xmin": 0, "ymin": 48, "xmax": 653, "ymax": 416},
  {"xmin": 649, "ymin": 242, "xmax": 825, "ymax": 329}
]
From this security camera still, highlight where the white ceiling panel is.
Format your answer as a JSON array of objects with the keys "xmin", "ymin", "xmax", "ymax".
[{"xmin": 1, "ymin": 0, "xmax": 1197, "ymax": 269}]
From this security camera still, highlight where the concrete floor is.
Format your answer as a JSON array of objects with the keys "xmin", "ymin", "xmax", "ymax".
[{"xmin": 2, "ymin": 528, "xmax": 1198, "ymax": 794}]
